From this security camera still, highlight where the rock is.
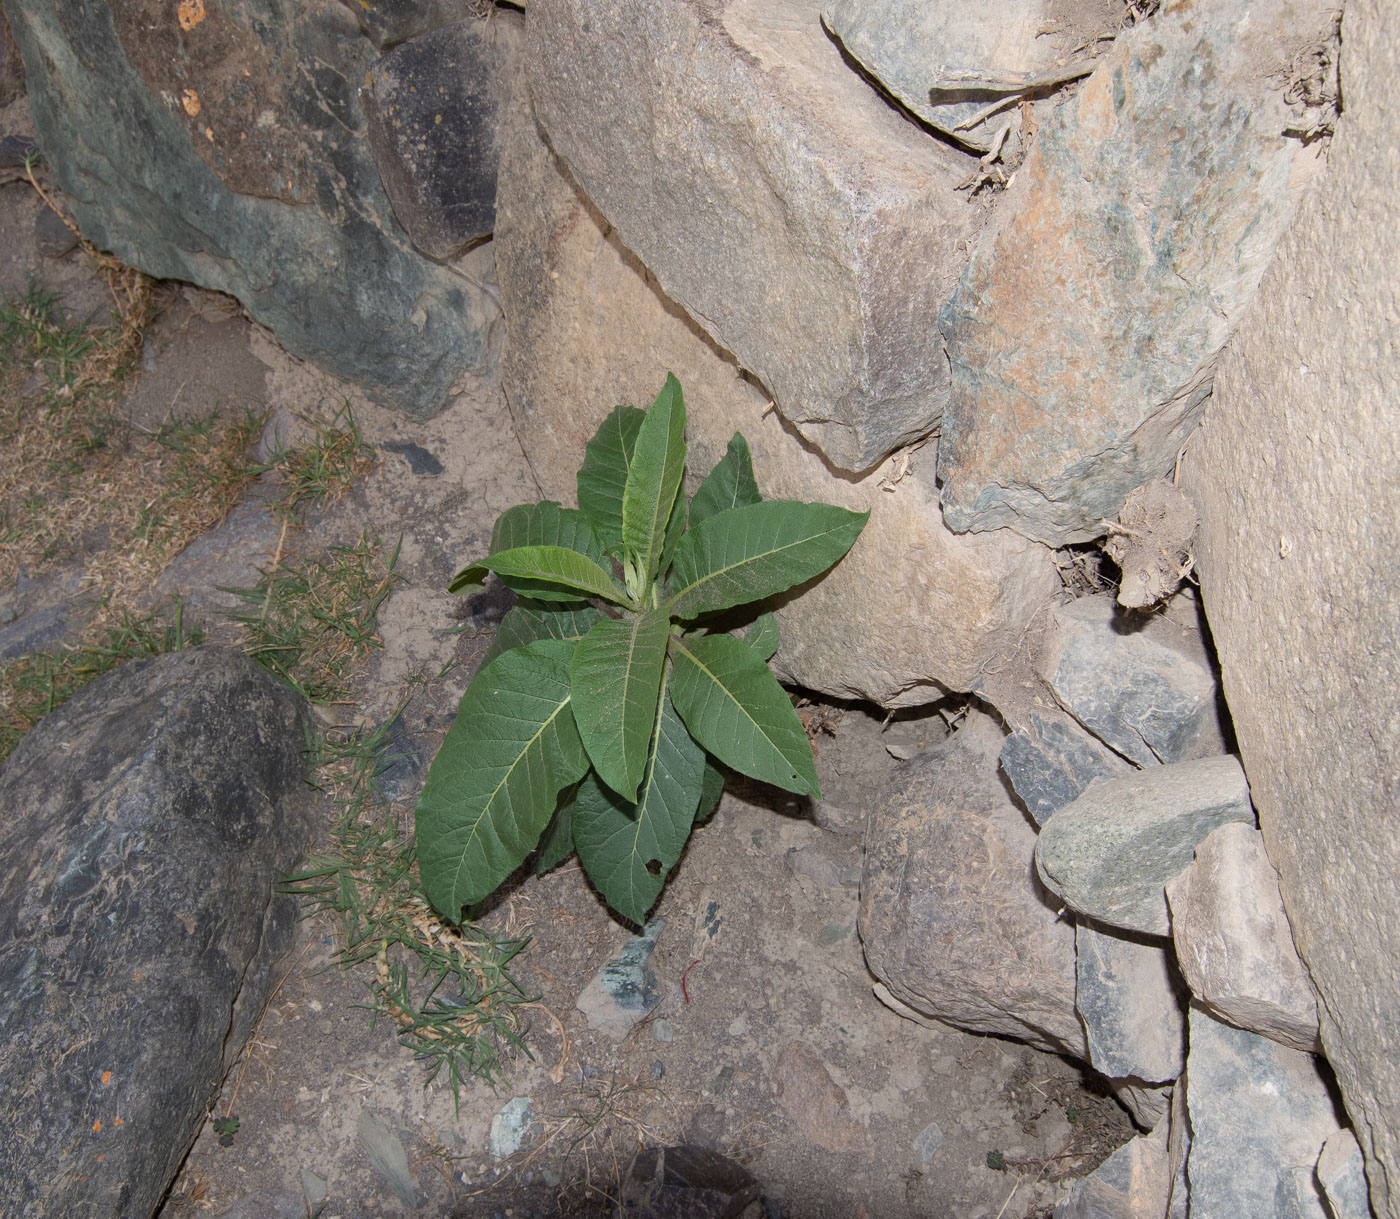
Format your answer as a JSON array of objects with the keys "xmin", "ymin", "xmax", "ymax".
[
  {"xmin": 1184, "ymin": 1005, "xmax": 1340, "ymax": 1218},
  {"xmin": 913, "ymin": 1122, "xmax": 944, "ymax": 1165},
  {"xmin": 1177, "ymin": 1, "xmax": 1399, "ymax": 1211},
  {"xmin": 0, "ymin": 12, "xmax": 24, "ymax": 106},
  {"xmin": 617, "ymin": 1145, "xmax": 761, "ymax": 1218},
  {"xmin": 861, "ymin": 710, "xmax": 1086, "ymax": 1056},
  {"xmin": 0, "ymin": 601, "xmax": 69, "ymax": 660},
  {"xmin": 300, "ymin": 1169, "xmax": 329, "ymax": 1210},
  {"xmin": 1054, "ymin": 1117, "xmax": 1173, "ymax": 1219},
  {"xmin": 495, "ymin": 72, "xmax": 1058, "ymax": 707},
  {"xmin": 356, "ymin": 1109, "xmax": 418, "ymax": 1206},
  {"xmin": 488, "ymin": 1096, "xmax": 533, "ymax": 1161},
  {"xmin": 214, "ymin": 1190, "xmax": 307, "ymax": 1219},
  {"xmin": 1040, "ymin": 594, "xmax": 1225, "ymax": 768},
  {"xmin": 1166, "ymin": 822, "xmax": 1320, "ymax": 1052},
  {"xmin": 339, "ymin": 0, "xmax": 473, "ymax": 51},
  {"xmin": 1076, "ymin": 923, "xmax": 1185, "ymax": 1085},
  {"xmin": 5, "ymin": 0, "xmax": 498, "ymax": 418},
  {"xmin": 1035, "ymin": 755, "xmax": 1255, "ymax": 936},
  {"xmin": 1102, "ymin": 480, "xmax": 1199, "ymax": 611},
  {"xmin": 34, "ymin": 205, "xmax": 78, "ymax": 258},
  {"xmin": 362, "ymin": 16, "xmax": 517, "ymax": 260},
  {"xmin": 1110, "ymin": 1081, "xmax": 1172, "ymax": 1135},
  {"xmin": 999, "ymin": 707, "xmax": 1132, "ymax": 827},
  {"xmin": 523, "ymin": 0, "xmax": 982, "ymax": 473},
  {"xmin": 823, "ymin": 0, "xmax": 1116, "ymax": 153},
  {"xmin": 773, "ymin": 1042, "xmax": 868, "ymax": 1153},
  {"xmin": 0, "ymin": 647, "xmax": 313, "ymax": 1217},
  {"xmin": 1317, "ymin": 1130, "xmax": 1374, "ymax": 1219},
  {"xmin": 576, "ymin": 918, "xmax": 666, "ymax": 1040},
  {"xmin": 938, "ymin": 0, "xmax": 1337, "ymax": 544}
]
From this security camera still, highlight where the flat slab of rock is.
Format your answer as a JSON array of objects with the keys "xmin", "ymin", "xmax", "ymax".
[
  {"xmin": 1167, "ymin": 822, "xmax": 1319, "ymax": 1051},
  {"xmin": 861, "ymin": 711, "xmax": 1086, "ymax": 1056},
  {"xmin": 1076, "ymin": 923, "xmax": 1185, "ymax": 1084},
  {"xmin": 1185, "ymin": 1005, "xmax": 1340, "ymax": 1218},
  {"xmin": 524, "ymin": 0, "xmax": 981, "ymax": 472},
  {"xmin": 495, "ymin": 66, "xmax": 1058, "ymax": 707},
  {"xmin": 1177, "ymin": 0, "xmax": 1400, "ymax": 1208},
  {"xmin": 1035, "ymin": 755, "xmax": 1254, "ymax": 936},
  {"xmin": 774, "ymin": 1042, "xmax": 868, "ymax": 1153},
  {"xmin": 0, "ymin": 647, "xmax": 313, "ymax": 1217},
  {"xmin": 938, "ymin": 0, "xmax": 1336, "ymax": 543}
]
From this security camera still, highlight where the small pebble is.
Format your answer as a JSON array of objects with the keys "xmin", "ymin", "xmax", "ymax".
[{"xmin": 651, "ymin": 1018, "xmax": 674, "ymax": 1043}]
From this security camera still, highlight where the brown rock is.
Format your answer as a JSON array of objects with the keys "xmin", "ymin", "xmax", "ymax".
[
  {"xmin": 859, "ymin": 710, "xmax": 1086, "ymax": 1056},
  {"xmin": 1166, "ymin": 823, "xmax": 1320, "ymax": 1052},
  {"xmin": 774, "ymin": 1042, "xmax": 868, "ymax": 1154},
  {"xmin": 1178, "ymin": 1, "xmax": 1399, "ymax": 1210},
  {"xmin": 494, "ymin": 72, "xmax": 1057, "ymax": 706}
]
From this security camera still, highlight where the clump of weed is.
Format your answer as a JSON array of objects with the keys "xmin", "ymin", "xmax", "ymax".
[
  {"xmin": 0, "ymin": 601, "xmax": 202, "ymax": 762},
  {"xmin": 286, "ymin": 713, "xmax": 539, "ymax": 1102},
  {"xmin": 221, "ymin": 532, "xmax": 401, "ymax": 704},
  {"xmin": 267, "ymin": 402, "xmax": 377, "ymax": 523}
]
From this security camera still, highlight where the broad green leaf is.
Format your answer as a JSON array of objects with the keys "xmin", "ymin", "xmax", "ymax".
[
  {"xmin": 448, "ymin": 563, "xmax": 487, "ymax": 595},
  {"xmin": 481, "ymin": 599, "xmax": 602, "ymax": 669},
  {"xmin": 491, "ymin": 501, "xmax": 605, "ymax": 563},
  {"xmin": 667, "ymin": 501, "xmax": 869, "ymax": 620},
  {"xmin": 577, "ymin": 406, "xmax": 644, "ymax": 553},
  {"xmin": 621, "ymin": 374, "xmax": 687, "ymax": 589},
  {"xmin": 668, "ymin": 632, "xmax": 820, "ymax": 797},
  {"xmin": 572, "ymin": 693, "xmax": 706, "ymax": 925},
  {"xmin": 570, "ymin": 608, "xmax": 670, "ymax": 800},
  {"xmin": 694, "ymin": 756, "xmax": 727, "ymax": 824},
  {"xmin": 483, "ymin": 545, "xmax": 631, "ymax": 607},
  {"xmin": 415, "ymin": 639, "xmax": 589, "ymax": 919},
  {"xmin": 535, "ymin": 788, "xmax": 577, "ymax": 875},
  {"xmin": 737, "ymin": 611, "xmax": 780, "ymax": 661},
  {"xmin": 690, "ymin": 433, "xmax": 761, "ymax": 526}
]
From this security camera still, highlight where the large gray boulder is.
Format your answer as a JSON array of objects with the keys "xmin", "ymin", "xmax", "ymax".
[
  {"xmin": 521, "ymin": 0, "xmax": 980, "ymax": 473},
  {"xmin": 1179, "ymin": 0, "xmax": 1400, "ymax": 1209},
  {"xmin": 494, "ymin": 67, "xmax": 1057, "ymax": 707},
  {"xmin": 937, "ymin": 0, "xmax": 1339, "ymax": 544},
  {"xmin": 860, "ymin": 711, "xmax": 1086, "ymax": 1055},
  {"xmin": 0, "ymin": 647, "xmax": 314, "ymax": 1217},
  {"xmin": 4, "ymin": 0, "xmax": 498, "ymax": 417}
]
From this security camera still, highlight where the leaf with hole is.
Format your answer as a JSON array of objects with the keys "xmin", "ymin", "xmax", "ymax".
[{"xmin": 571, "ymin": 692, "xmax": 705, "ymax": 925}]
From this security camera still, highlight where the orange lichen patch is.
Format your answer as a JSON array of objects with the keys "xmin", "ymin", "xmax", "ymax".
[
  {"xmin": 177, "ymin": 0, "xmax": 206, "ymax": 31},
  {"xmin": 92, "ymin": 1120, "xmax": 102, "ymax": 1132},
  {"xmin": 101, "ymin": 1071, "xmax": 112, "ymax": 1086},
  {"xmin": 114, "ymin": 1117, "xmax": 125, "ymax": 1127},
  {"xmin": 181, "ymin": 88, "xmax": 201, "ymax": 117}
]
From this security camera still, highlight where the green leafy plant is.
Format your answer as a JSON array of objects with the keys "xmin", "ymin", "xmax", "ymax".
[{"xmin": 415, "ymin": 374, "xmax": 868, "ymax": 925}]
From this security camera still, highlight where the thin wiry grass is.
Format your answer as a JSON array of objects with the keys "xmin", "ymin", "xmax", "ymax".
[
  {"xmin": 220, "ymin": 532, "xmax": 401, "ymax": 704},
  {"xmin": 267, "ymin": 401, "xmax": 377, "ymax": 523},
  {"xmin": 0, "ymin": 600, "xmax": 203, "ymax": 762},
  {"xmin": 285, "ymin": 715, "xmax": 538, "ymax": 1105}
]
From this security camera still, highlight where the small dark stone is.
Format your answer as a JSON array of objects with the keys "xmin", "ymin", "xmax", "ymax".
[
  {"xmin": 35, "ymin": 204, "xmax": 79, "ymax": 258},
  {"xmin": 0, "ymin": 647, "xmax": 314, "ymax": 1217},
  {"xmin": 363, "ymin": 19, "xmax": 517, "ymax": 259},
  {"xmin": 1000, "ymin": 709, "xmax": 1130, "ymax": 827},
  {"xmin": 381, "ymin": 440, "xmax": 445, "ymax": 476}
]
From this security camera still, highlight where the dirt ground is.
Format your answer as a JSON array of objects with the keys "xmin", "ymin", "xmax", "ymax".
[{"xmin": 0, "ymin": 138, "xmax": 1135, "ymax": 1218}]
